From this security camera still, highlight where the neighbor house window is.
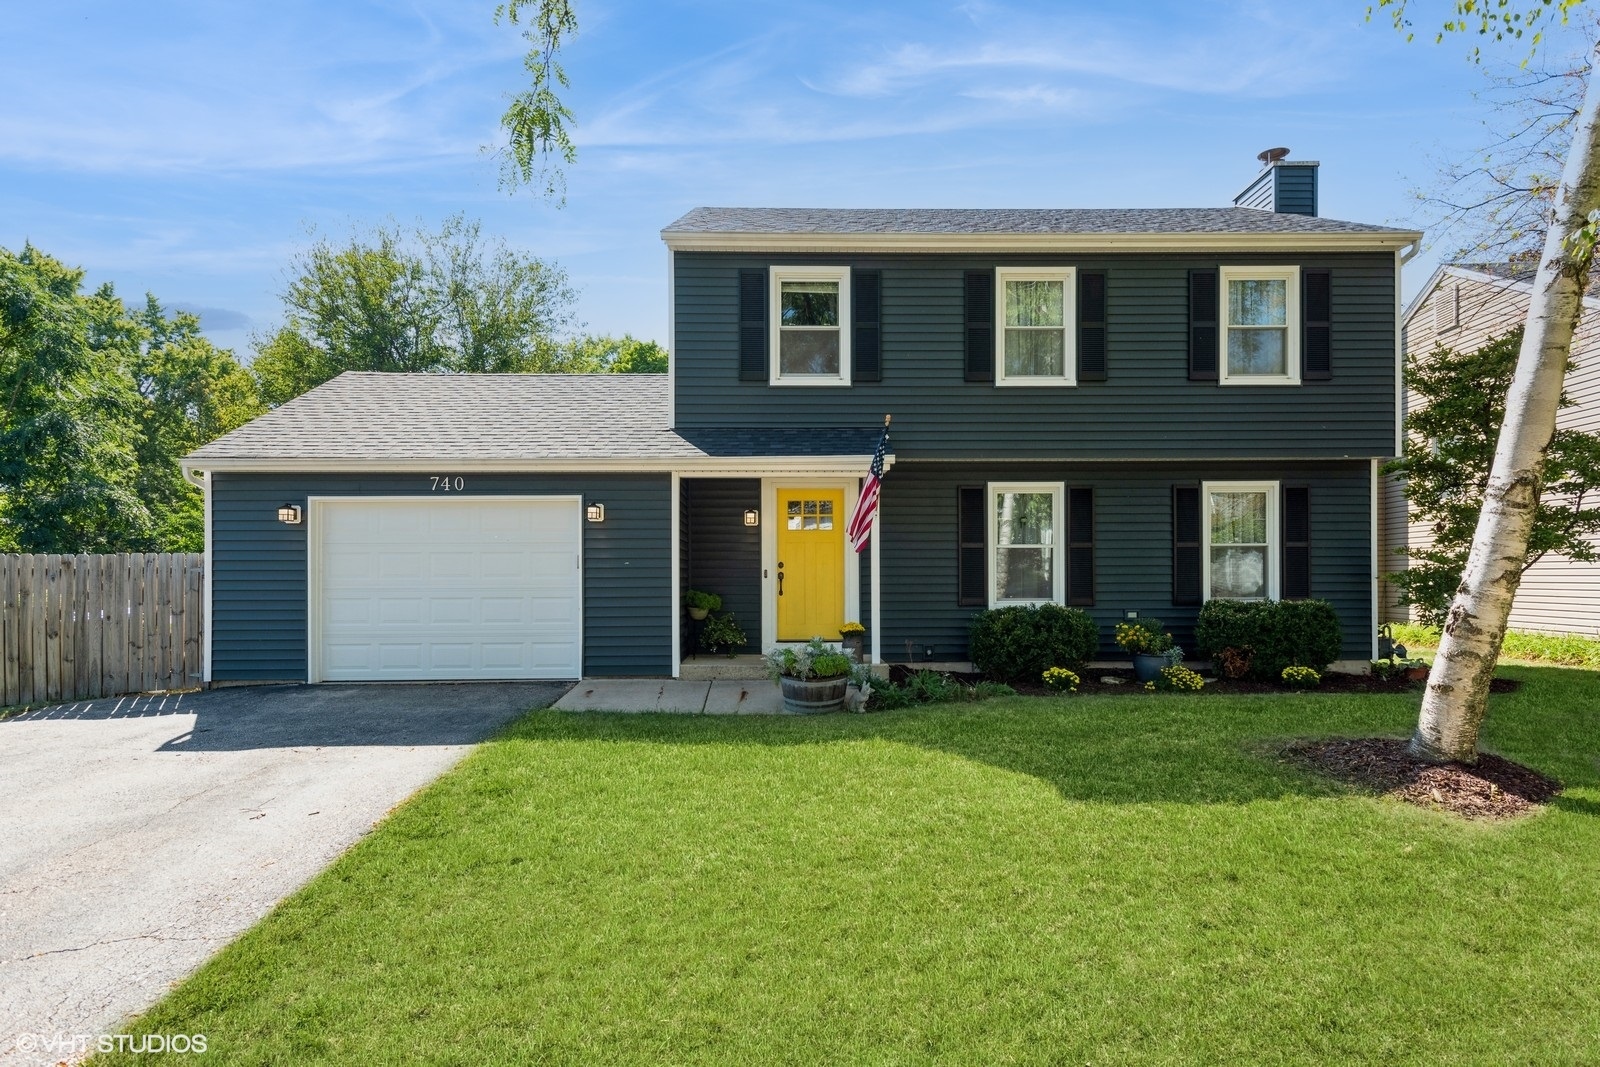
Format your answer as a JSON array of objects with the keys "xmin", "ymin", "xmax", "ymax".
[
  {"xmin": 988, "ymin": 483, "xmax": 1064, "ymax": 605},
  {"xmin": 1219, "ymin": 266, "xmax": 1299, "ymax": 385},
  {"xmin": 1203, "ymin": 481, "xmax": 1278, "ymax": 601},
  {"xmin": 995, "ymin": 268, "xmax": 1075, "ymax": 386},
  {"xmin": 770, "ymin": 266, "xmax": 850, "ymax": 385}
]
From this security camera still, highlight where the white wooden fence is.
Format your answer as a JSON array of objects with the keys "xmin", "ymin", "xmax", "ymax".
[{"xmin": 0, "ymin": 553, "xmax": 204, "ymax": 707}]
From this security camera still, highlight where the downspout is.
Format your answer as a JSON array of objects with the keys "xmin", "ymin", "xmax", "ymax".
[{"xmin": 182, "ymin": 465, "xmax": 212, "ymax": 685}]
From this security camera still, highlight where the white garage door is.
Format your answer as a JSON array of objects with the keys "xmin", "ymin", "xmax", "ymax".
[{"xmin": 313, "ymin": 497, "xmax": 582, "ymax": 681}]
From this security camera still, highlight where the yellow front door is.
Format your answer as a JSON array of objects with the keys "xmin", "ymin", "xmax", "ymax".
[{"xmin": 776, "ymin": 488, "xmax": 846, "ymax": 641}]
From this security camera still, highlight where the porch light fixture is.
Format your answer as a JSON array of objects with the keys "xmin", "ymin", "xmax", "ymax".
[
  {"xmin": 585, "ymin": 503, "xmax": 606, "ymax": 523},
  {"xmin": 743, "ymin": 508, "xmax": 760, "ymax": 527},
  {"xmin": 277, "ymin": 504, "xmax": 303, "ymax": 525}
]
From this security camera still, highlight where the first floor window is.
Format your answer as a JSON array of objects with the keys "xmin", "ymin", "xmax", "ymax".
[
  {"xmin": 1204, "ymin": 481, "xmax": 1278, "ymax": 600},
  {"xmin": 1219, "ymin": 266, "xmax": 1299, "ymax": 384},
  {"xmin": 995, "ymin": 268, "xmax": 1075, "ymax": 385},
  {"xmin": 989, "ymin": 483, "xmax": 1063, "ymax": 605},
  {"xmin": 771, "ymin": 266, "xmax": 850, "ymax": 384}
]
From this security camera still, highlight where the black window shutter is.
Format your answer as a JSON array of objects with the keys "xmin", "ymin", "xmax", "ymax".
[
  {"xmin": 1283, "ymin": 486, "xmax": 1312, "ymax": 599},
  {"xmin": 1067, "ymin": 487, "xmax": 1095, "ymax": 606},
  {"xmin": 1188, "ymin": 270, "xmax": 1218, "ymax": 381},
  {"xmin": 738, "ymin": 268, "xmax": 767, "ymax": 382},
  {"xmin": 1173, "ymin": 485, "xmax": 1202, "ymax": 605},
  {"xmin": 957, "ymin": 486, "xmax": 987, "ymax": 606},
  {"xmin": 853, "ymin": 269, "xmax": 882, "ymax": 383},
  {"xmin": 964, "ymin": 270, "xmax": 994, "ymax": 382},
  {"xmin": 1077, "ymin": 271, "xmax": 1107, "ymax": 382},
  {"xmin": 1302, "ymin": 269, "xmax": 1332, "ymax": 380}
]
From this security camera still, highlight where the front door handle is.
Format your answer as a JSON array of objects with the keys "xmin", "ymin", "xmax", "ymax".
[{"xmin": 777, "ymin": 562, "xmax": 784, "ymax": 596}]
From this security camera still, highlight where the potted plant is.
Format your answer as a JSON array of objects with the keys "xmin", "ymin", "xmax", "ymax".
[
  {"xmin": 839, "ymin": 621, "xmax": 866, "ymax": 660},
  {"xmin": 1114, "ymin": 619, "xmax": 1178, "ymax": 683},
  {"xmin": 764, "ymin": 637, "xmax": 854, "ymax": 714},
  {"xmin": 683, "ymin": 589, "xmax": 721, "ymax": 621},
  {"xmin": 700, "ymin": 612, "xmax": 747, "ymax": 656}
]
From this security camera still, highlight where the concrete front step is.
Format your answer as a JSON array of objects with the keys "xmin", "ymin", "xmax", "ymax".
[{"xmin": 678, "ymin": 656, "xmax": 768, "ymax": 681}]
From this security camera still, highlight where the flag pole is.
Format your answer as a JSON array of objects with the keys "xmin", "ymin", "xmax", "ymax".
[{"xmin": 870, "ymin": 414, "xmax": 889, "ymax": 665}]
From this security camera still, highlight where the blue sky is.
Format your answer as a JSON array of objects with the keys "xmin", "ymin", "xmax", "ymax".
[{"xmin": 0, "ymin": 1, "xmax": 1579, "ymax": 357}]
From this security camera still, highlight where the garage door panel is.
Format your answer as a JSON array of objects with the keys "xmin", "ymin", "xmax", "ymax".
[{"xmin": 316, "ymin": 498, "xmax": 582, "ymax": 681}]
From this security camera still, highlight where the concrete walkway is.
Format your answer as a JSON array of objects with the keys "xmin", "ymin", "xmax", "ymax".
[
  {"xmin": 0, "ymin": 681, "xmax": 565, "ymax": 1066},
  {"xmin": 553, "ymin": 678, "xmax": 787, "ymax": 714}
]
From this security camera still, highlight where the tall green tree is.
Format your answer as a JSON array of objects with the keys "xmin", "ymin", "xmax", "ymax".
[
  {"xmin": 1376, "ymin": 0, "xmax": 1599, "ymax": 762},
  {"xmin": 1385, "ymin": 327, "xmax": 1600, "ymax": 624},
  {"xmin": 126, "ymin": 296, "xmax": 264, "ymax": 550},
  {"xmin": 557, "ymin": 333, "xmax": 668, "ymax": 373},
  {"xmin": 252, "ymin": 216, "xmax": 578, "ymax": 405},
  {"xmin": 0, "ymin": 245, "xmax": 149, "ymax": 552}
]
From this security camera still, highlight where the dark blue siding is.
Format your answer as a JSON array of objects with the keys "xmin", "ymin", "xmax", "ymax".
[
  {"xmin": 211, "ymin": 472, "xmax": 672, "ymax": 681},
  {"xmin": 877, "ymin": 460, "xmax": 1373, "ymax": 663},
  {"xmin": 683, "ymin": 478, "xmax": 761, "ymax": 654},
  {"xmin": 674, "ymin": 251, "xmax": 1395, "ymax": 459}
]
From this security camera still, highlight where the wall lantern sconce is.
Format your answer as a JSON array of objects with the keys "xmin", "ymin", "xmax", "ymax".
[
  {"xmin": 585, "ymin": 503, "xmax": 606, "ymax": 523},
  {"xmin": 277, "ymin": 504, "xmax": 303, "ymax": 525},
  {"xmin": 743, "ymin": 509, "xmax": 760, "ymax": 527}
]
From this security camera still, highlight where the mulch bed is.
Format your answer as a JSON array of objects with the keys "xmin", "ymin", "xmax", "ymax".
[
  {"xmin": 890, "ymin": 664, "xmax": 1522, "ymax": 698},
  {"xmin": 1280, "ymin": 736, "xmax": 1562, "ymax": 820}
]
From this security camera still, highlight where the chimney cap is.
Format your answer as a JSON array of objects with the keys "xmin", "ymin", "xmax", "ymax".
[{"xmin": 1257, "ymin": 147, "xmax": 1291, "ymax": 165}]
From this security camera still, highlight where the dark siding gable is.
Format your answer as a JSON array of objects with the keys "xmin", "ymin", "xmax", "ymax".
[
  {"xmin": 1187, "ymin": 270, "xmax": 1218, "ymax": 381},
  {"xmin": 963, "ymin": 270, "xmax": 994, "ymax": 382},
  {"xmin": 738, "ymin": 268, "xmax": 767, "ymax": 381}
]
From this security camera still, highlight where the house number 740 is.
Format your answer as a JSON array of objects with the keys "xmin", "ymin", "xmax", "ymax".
[{"xmin": 430, "ymin": 476, "xmax": 465, "ymax": 491}]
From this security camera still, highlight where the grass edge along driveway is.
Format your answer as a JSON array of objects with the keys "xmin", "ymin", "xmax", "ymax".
[{"xmin": 95, "ymin": 666, "xmax": 1600, "ymax": 1066}]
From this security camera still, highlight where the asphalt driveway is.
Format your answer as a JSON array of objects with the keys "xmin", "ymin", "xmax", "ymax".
[{"xmin": 0, "ymin": 681, "xmax": 567, "ymax": 1065}]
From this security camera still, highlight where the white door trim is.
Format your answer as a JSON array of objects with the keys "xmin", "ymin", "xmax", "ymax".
[
  {"xmin": 306, "ymin": 494, "xmax": 584, "ymax": 683},
  {"xmin": 760, "ymin": 478, "xmax": 861, "ymax": 650}
]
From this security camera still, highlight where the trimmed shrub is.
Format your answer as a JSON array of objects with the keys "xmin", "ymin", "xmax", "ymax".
[
  {"xmin": 968, "ymin": 604, "xmax": 1099, "ymax": 682},
  {"xmin": 1194, "ymin": 599, "xmax": 1343, "ymax": 681}
]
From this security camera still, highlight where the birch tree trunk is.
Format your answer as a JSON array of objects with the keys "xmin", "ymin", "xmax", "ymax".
[{"xmin": 1411, "ymin": 39, "xmax": 1600, "ymax": 764}]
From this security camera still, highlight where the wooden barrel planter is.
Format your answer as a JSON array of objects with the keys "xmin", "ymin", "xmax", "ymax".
[{"xmin": 779, "ymin": 674, "xmax": 849, "ymax": 714}]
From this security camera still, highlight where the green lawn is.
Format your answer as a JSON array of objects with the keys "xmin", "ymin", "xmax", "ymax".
[{"xmin": 101, "ymin": 667, "xmax": 1600, "ymax": 1065}]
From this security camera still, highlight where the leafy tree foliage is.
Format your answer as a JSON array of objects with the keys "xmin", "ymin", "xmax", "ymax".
[
  {"xmin": 495, "ymin": 0, "xmax": 578, "ymax": 199},
  {"xmin": 1384, "ymin": 327, "xmax": 1600, "ymax": 625},
  {"xmin": 252, "ymin": 216, "xmax": 579, "ymax": 405},
  {"xmin": 556, "ymin": 333, "xmax": 668, "ymax": 373},
  {"xmin": 0, "ymin": 244, "xmax": 260, "ymax": 553}
]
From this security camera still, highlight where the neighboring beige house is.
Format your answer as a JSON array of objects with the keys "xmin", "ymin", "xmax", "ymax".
[{"xmin": 1382, "ymin": 262, "xmax": 1600, "ymax": 636}]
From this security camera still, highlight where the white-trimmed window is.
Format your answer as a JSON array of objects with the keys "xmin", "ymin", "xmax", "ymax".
[
  {"xmin": 988, "ymin": 482, "xmax": 1064, "ymax": 605},
  {"xmin": 770, "ymin": 266, "xmax": 850, "ymax": 385},
  {"xmin": 1203, "ymin": 481, "xmax": 1279, "ymax": 601},
  {"xmin": 1219, "ymin": 266, "xmax": 1299, "ymax": 385},
  {"xmin": 995, "ymin": 268, "xmax": 1076, "ymax": 386}
]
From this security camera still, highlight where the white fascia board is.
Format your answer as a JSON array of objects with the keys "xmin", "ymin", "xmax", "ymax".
[
  {"xmin": 182, "ymin": 455, "xmax": 895, "ymax": 477},
  {"xmin": 661, "ymin": 230, "xmax": 1423, "ymax": 255}
]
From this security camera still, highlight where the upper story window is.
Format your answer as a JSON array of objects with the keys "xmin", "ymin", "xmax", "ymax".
[
  {"xmin": 1203, "ymin": 481, "xmax": 1278, "ymax": 601},
  {"xmin": 1219, "ymin": 266, "xmax": 1300, "ymax": 385},
  {"xmin": 770, "ymin": 266, "xmax": 850, "ymax": 386},
  {"xmin": 995, "ymin": 268, "xmax": 1076, "ymax": 386}
]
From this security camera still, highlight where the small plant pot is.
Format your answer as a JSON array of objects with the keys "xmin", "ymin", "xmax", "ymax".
[
  {"xmin": 841, "ymin": 634, "xmax": 865, "ymax": 660},
  {"xmin": 779, "ymin": 675, "xmax": 849, "ymax": 714},
  {"xmin": 1405, "ymin": 666, "xmax": 1428, "ymax": 682},
  {"xmin": 687, "ymin": 606, "xmax": 709, "ymax": 621},
  {"xmin": 1132, "ymin": 653, "xmax": 1167, "ymax": 683}
]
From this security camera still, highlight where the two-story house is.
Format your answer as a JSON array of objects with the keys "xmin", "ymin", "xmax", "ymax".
[{"xmin": 184, "ymin": 154, "xmax": 1419, "ymax": 684}]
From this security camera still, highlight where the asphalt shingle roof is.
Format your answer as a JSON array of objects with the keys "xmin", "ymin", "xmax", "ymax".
[
  {"xmin": 662, "ymin": 206, "xmax": 1416, "ymax": 237},
  {"xmin": 185, "ymin": 372, "xmax": 887, "ymax": 463}
]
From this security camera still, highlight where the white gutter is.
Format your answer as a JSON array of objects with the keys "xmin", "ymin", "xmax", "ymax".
[
  {"xmin": 661, "ymin": 230, "xmax": 1423, "ymax": 255},
  {"xmin": 182, "ymin": 455, "xmax": 895, "ymax": 477}
]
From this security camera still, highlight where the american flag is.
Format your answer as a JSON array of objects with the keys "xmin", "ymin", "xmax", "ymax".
[{"xmin": 846, "ymin": 424, "xmax": 889, "ymax": 553}]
